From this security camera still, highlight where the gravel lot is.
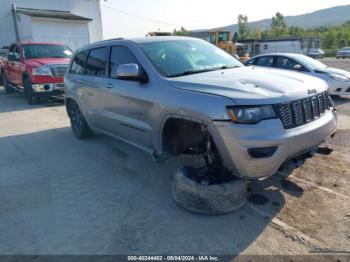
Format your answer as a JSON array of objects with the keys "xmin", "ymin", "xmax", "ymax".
[{"xmin": 0, "ymin": 60, "xmax": 349, "ymax": 256}]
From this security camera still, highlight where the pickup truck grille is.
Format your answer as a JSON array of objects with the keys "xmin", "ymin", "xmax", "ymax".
[
  {"xmin": 276, "ymin": 92, "xmax": 330, "ymax": 129},
  {"xmin": 51, "ymin": 65, "xmax": 67, "ymax": 78}
]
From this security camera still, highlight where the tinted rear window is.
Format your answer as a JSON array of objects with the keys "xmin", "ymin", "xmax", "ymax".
[
  {"xmin": 70, "ymin": 51, "xmax": 88, "ymax": 75},
  {"xmin": 255, "ymin": 56, "xmax": 274, "ymax": 67},
  {"xmin": 85, "ymin": 47, "xmax": 108, "ymax": 77}
]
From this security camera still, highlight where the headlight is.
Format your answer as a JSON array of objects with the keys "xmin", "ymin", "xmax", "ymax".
[
  {"xmin": 329, "ymin": 74, "xmax": 349, "ymax": 82},
  {"xmin": 227, "ymin": 105, "xmax": 277, "ymax": 124},
  {"xmin": 32, "ymin": 66, "xmax": 52, "ymax": 76}
]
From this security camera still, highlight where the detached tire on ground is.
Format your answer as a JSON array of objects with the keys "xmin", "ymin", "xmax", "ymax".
[{"xmin": 172, "ymin": 166, "xmax": 248, "ymax": 215}]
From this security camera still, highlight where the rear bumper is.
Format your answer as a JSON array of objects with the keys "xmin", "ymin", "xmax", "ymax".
[{"xmin": 209, "ymin": 109, "xmax": 337, "ymax": 179}]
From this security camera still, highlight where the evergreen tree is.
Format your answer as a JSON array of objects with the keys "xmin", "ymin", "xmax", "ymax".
[
  {"xmin": 238, "ymin": 14, "xmax": 251, "ymax": 40},
  {"xmin": 270, "ymin": 12, "xmax": 288, "ymax": 37}
]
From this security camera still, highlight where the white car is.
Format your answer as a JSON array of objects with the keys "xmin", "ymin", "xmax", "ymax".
[
  {"xmin": 308, "ymin": 48, "xmax": 325, "ymax": 59},
  {"xmin": 246, "ymin": 53, "xmax": 350, "ymax": 95}
]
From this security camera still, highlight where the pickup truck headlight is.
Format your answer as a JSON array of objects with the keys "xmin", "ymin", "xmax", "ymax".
[
  {"xmin": 329, "ymin": 74, "xmax": 349, "ymax": 82},
  {"xmin": 227, "ymin": 105, "xmax": 277, "ymax": 124},
  {"xmin": 32, "ymin": 66, "xmax": 52, "ymax": 76}
]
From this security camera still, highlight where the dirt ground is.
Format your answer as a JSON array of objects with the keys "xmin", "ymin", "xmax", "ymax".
[{"xmin": 0, "ymin": 60, "xmax": 349, "ymax": 257}]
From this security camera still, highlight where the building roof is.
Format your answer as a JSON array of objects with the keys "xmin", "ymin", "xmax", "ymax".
[{"xmin": 16, "ymin": 7, "xmax": 93, "ymax": 21}]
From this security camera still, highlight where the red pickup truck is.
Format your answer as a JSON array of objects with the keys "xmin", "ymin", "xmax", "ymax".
[{"xmin": 2, "ymin": 41, "xmax": 73, "ymax": 104}]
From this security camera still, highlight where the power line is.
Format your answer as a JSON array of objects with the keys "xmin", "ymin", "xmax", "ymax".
[{"xmin": 101, "ymin": 4, "xmax": 179, "ymax": 27}]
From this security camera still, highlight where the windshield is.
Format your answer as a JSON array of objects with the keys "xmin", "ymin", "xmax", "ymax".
[
  {"xmin": 341, "ymin": 47, "xmax": 350, "ymax": 51},
  {"xmin": 294, "ymin": 54, "xmax": 327, "ymax": 69},
  {"xmin": 139, "ymin": 39, "xmax": 243, "ymax": 77},
  {"xmin": 23, "ymin": 44, "xmax": 73, "ymax": 59}
]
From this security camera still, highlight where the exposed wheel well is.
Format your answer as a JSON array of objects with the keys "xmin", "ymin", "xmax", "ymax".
[
  {"xmin": 162, "ymin": 117, "xmax": 231, "ymax": 183},
  {"xmin": 161, "ymin": 118, "xmax": 210, "ymax": 156}
]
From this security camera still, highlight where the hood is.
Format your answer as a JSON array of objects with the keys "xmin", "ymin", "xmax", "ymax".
[
  {"xmin": 315, "ymin": 67, "xmax": 350, "ymax": 79},
  {"xmin": 168, "ymin": 66, "xmax": 328, "ymax": 105},
  {"xmin": 25, "ymin": 58, "xmax": 71, "ymax": 67}
]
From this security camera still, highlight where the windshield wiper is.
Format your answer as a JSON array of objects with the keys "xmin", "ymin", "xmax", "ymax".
[
  {"xmin": 166, "ymin": 68, "xmax": 217, "ymax": 77},
  {"xmin": 166, "ymin": 65, "xmax": 240, "ymax": 78},
  {"xmin": 216, "ymin": 65, "xmax": 240, "ymax": 69}
]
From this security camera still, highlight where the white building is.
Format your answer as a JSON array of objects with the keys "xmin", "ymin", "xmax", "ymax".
[
  {"xmin": 0, "ymin": 0, "xmax": 103, "ymax": 50},
  {"xmin": 238, "ymin": 37, "xmax": 322, "ymax": 57}
]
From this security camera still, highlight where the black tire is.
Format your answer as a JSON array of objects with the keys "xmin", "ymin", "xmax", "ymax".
[
  {"xmin": 172, "ymin": 166, "xmax": 248, "ymax": 215},
  {"xmin": 68, "ymin": 100, "xmax": 93, "ymax": 139},
  {"xmin": 3, "ymin": 73, "xmax": 15, "ymax": 93},
  {"xmin": 23, "ymin": 78, "xmax": 38, "ymax": 105}
]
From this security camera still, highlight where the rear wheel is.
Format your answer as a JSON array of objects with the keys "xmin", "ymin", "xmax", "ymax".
[
  {"xmin": 23, "ymin": 78, "xmax": 38, "ymax": 105},
  {"xmin": 3, "ymin": 73, "xmax": 15, "ymax": 93},
  {"xmin": 68, "ymin": 100, "xmax": 93, "ymax": 139}
]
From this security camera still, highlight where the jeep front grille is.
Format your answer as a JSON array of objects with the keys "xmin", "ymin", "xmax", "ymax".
[
  {"xmin": 275, "ymin": 92, "xmax": 331, "ymax": 129},
  {"xmin": 50, "ymin": 65, "xmax": 67, "ymax": 78}
]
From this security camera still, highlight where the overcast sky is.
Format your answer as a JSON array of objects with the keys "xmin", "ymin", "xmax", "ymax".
[{"xmin": 101, "ymin": 0, "xmax": 350, "ymax": 39}]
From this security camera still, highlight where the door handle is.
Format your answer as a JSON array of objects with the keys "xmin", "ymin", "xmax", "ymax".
[
  {"xmin": 76, "ymin": 79, "xmax": 84, "ymax": 84},
  {"xmin": 106, "ymin": 83, "xmax": 113, "ymax": 89}
]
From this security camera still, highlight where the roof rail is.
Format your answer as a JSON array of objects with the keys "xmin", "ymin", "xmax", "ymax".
[{"xmin": 96, "ymin": 38, "xmax": 124, "ymax": 44}]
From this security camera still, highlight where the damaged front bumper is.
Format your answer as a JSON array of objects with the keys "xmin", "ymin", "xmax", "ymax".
[{"xmin": 209, "ymin": 109, "xmax": 337, "ymax": 179}]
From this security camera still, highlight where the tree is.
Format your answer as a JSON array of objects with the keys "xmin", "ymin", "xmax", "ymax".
[
  {"xmin": 238, "ymin": 14, "xmax": 251, "ymax": 40},
  {"xmin": 173, "ymin": 27, "xmax": 188, "ymax": 36},
  {"xmin": 253, "ymin": 23, "xmax": 262, "ymax": 40},
  {"xmin": 288, "ymin": 26, "xmax": 304, "ymax": 37},
  {"xmin": 323, "ymin": 30, "xmax": 336, "ymax": 49},
  {"xmin": 270, "ymin": 12, "xmax": 288, "ymax": 37},
  {"xmin": 339, "ymin": 39, "xmax": 346, "ymax": 48},
  {"xmin": 261, "ymin": 29, "xmax": 271, "ymax": 40}
]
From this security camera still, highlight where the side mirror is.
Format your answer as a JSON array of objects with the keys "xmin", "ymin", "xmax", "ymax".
[
  {"xmin": 293, "ymin": 64, "xmax": 303, "ymax": 71},
  {"xmin": 114, "ymin": 63, "xmax": 148, "ymax": 83}
]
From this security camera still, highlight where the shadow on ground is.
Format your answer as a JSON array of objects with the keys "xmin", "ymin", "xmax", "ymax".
[{"xmin": 0, "ymin": 87, "xmax": 64, "ymax": 113}]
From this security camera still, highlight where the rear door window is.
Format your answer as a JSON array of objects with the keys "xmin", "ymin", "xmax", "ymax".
[
  {"xmin": 85, "ymin": 47, "xmax": 108, "ymax": 77},
  {"xmin": 245, "ymin": 59, "xmax": 255, "ymax": 66},
  {"xmin": 255, "ymin": 56, "xmax": 274, "ymax": 67},
  {"xmin": 70, "ymin": 51, "xmax": 88, "ymax": 75},
  {"xmin": 109, "ymin": 46, "xmax": 140, "ymax": 77},
  {"xmin": 275, "ymin": 57, "xmax": 304, "ymax": 70}
]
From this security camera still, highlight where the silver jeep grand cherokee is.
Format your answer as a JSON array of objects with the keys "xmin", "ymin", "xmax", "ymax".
[{"xmin": 64, "ymin": 37, "xmax": 337, "ymax": 179}]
